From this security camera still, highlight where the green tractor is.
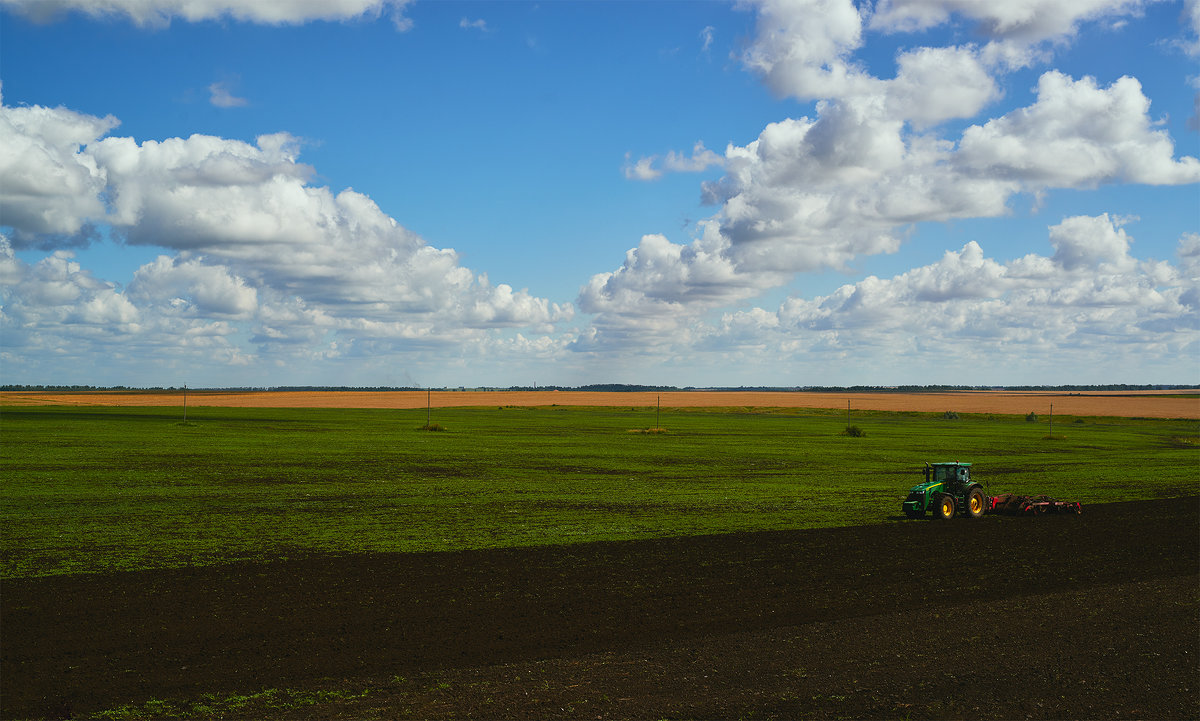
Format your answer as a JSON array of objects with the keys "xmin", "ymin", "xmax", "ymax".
[{"xmin": 902, "ymin": 462, "xmax": 987, "ymax": 520}]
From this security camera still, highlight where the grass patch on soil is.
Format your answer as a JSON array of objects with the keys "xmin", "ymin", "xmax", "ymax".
[
  {"xmin": 1, "ymin": 404, "xmax": 1196, "ymax": 578},
  {"xmin": 92, "ymin": 686, "xmax": 373, "ymax": 720}
]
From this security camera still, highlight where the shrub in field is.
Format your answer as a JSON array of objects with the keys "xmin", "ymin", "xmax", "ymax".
[
  {"xmin": 1026, "ymin": 412, "xmax": 1038, "ymax": 422},
  {"xmin": 943, "ymin": 411, "xmax": 959, "ymax": 420},
  {"xmin": 420, "ymin": 423, "xmax": 446, "ymax": 432},
  {"xmin": 842, "ymin": 425, "xmax": 866, "ymax": 437}
]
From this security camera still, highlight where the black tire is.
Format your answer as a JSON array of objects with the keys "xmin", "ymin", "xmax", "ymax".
[
  {"xmin": 965, "ymin": 487, "xmax": 986, "ymax": 519},
  {"xmin": 933, "ymin": 493, "xmax": 955, "ymax": 520}
]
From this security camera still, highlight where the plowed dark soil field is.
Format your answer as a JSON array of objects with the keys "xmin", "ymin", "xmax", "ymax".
[{"xmin": 4, "ymin": 497, "xmax": 1197, "ymax": 720}]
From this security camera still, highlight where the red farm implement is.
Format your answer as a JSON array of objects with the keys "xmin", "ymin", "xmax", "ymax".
[
  {"xmin": 902, "ymin": 463, "xmax": 1082, "ymax": 520},
  {"xmin": 987, "ymin": 493, "xmax": 1082, "ymax": 516}
]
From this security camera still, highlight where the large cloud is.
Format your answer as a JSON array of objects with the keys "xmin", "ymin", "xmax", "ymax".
[
  {"xmin": 622, "ymin": 0, "xmax": 1006, "ymax": 182},
  {"xmin": 0, "ymin": 89, "xmax": 117, "ymax": 243},
  {"xmin": 957, "ymin": 72, "xmax": 1200, "ymax": 186},
  {"xmin": 86, "ymin": 130, "xmax": 572, "ymax": 328},
  {"xmin": 0, "ymin": 237, "xmax": 252, "ymax": 369},
  {"xmin": 127, "ymin": 255, "xmax": 258, "ymax": 317},
  {"xmin": 709, "ymin": 215, "xmax": 1197, "ymax": 377},
  {"xmin": 588, "ymin": 66, "xmax": 1197, "ymax": 352},
  {"xmin": 0, "ymin": 97, "xmax": 573, "ymax": 376},
  {"xmin": 567, "ymin": 216, "xmax": 1197, "ymax": 382},
  {"xmin": 0, "ymin": 0, "xmax": 415, "ymax": 28},
  {"xmin": 738, "ymin": 0, "xmax": 1001, "ymax": 125},
  {"xmin": 587, "ymin": 68, "xmax": 1198, "ymax": 352},
  {"xmin": 576, "ymin": 222, "xmax": 790, "ymax": 349},
  {"xmin": 591, "ymin": 0, "xmax": 1198, "ymax": 355}
]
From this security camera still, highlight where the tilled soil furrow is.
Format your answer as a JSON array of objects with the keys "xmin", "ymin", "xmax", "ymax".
[
  {"xmin": 2, "ymin": 496, "xmax": 1196, "ymax": 719},
  {"xmin": 345, "ymin": 575, "xmax": 1197, "ymax": 720}
]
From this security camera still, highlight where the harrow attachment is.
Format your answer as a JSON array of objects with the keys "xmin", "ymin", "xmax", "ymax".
[{"xmin": 987, "ymin": 493, "xmax": 1082, "ymax": 516}]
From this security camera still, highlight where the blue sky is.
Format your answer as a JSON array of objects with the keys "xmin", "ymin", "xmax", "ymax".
[{"xmin": 2, "ymin": 0, "xmax": 1198, "ymax": 388}]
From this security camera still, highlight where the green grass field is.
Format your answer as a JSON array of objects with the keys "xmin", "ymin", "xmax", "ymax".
[{"xmin": 2, "ymin": 404, "xmax": 1196, "ymax": 578}]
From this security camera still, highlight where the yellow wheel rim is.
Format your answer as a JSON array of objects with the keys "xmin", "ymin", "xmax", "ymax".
[
  {"xmin": 970, "ymin": 496, "xmax": 982, "ymax": 513},
  {"xmin": 942, "ymin": 499, "xmax": 953, "ymax": 516}
]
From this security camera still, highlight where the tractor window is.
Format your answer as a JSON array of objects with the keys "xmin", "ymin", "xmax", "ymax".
[{"xmin": 933, "ymin": 466, "xmax": 964, "ymax": 482}]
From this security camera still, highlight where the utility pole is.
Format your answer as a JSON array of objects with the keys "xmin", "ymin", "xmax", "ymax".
[
  {"xmin": 1049, "ymin": 402, "xmax": 1053, "ymax": 437},
  {"xmin": 426, "ymin": 388, "xmax": 431, "ymax": 428},
  {"xmin": 183, "ymin": 384, "xmax": 187, "ymax": 422},
  {"xmin": 656, "ymin": 394, "xmax": 661, "ymax": 430}
]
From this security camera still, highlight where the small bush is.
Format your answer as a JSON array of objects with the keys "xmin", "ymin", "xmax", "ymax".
[
  {"xmin": 420, "ymin": 423, "xmax": 446, "ymax": 432},
  {"xmin": 942, "ymin": 411, "xmax": 959, "ymax": 420},
  {"xmin": 1025, "ymin": 412, "xmax": 1038, "ymax": 422},
  {"xmin": 842, "ymin": 425, "xmax": 866, "ymax": 437},
  {"xmin": 628, "ymin": 427, "xmax": 668, "ymax": 434}
]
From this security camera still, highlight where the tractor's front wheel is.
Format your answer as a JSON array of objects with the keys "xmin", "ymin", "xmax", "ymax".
[
  {"xmin": 934, "ymin": 494, "xmax": 956, "ymax": 520},
  {"xmin": 966, "ymin": 487, "xmax": 986, "ymax": 519}
]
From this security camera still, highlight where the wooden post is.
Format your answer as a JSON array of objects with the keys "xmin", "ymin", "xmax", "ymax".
[
  {"xmin": 846, "ymin": 399, "xmax": 851, "ymax": 428},
  {"xmin": 1049, "ymin": 402, "xmax": 1053, "ymax": 437},
  {"xmin": 426, "ymin": 389, "xmax": 431, "ymax": 428},
  {"xmin": 656, "ymin": 394, "xmax": 661, "ymax": 430},
  {"xmin": 183, "ymin": 384, "xmax": 187, "ymax": 422}
]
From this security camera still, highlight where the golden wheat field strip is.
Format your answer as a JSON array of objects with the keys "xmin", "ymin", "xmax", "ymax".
[{"xmin": 1, "ymin": 389, "xmax": 1196, "ymax": 418}]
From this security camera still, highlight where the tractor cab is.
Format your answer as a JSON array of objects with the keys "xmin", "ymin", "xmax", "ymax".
[
  {"xmin": 927, "ymin": 462, "xmax": 970, "ymax": 489},
  {"xmin": 903, "ymin": 462, "xmax": 985, "ymax": 520}
]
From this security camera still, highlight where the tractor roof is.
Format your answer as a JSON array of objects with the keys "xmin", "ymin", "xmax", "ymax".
[{"xmin": 930, "ymin": 461, "xmax": 971, "ymax": 466}]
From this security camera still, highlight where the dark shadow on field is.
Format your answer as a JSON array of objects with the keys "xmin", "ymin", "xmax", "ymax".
[{"xmin": 2, "ymin": 496, "xmax": 1197, "ymax": 720}]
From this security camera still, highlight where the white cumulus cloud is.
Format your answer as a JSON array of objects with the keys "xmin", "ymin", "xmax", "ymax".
[
  {"xmin": 586, "ymin": 57, "xmax": 1197, "ymax": 354},
  {"xmin": 0, "ymin": 89, "xmax": 118, "ymax": 242},
  {"xmin": 128, "ymin": 255, "xmax": 258, "ymax": 317},
  {"xmin": 870, "ymin": 0, "xmax": 1155, "ymax": 43},
  {"xmin": 690, "ymin": 215, "xmax": 1198, "ymax": 378},
  {"xmin": 0, "ymin": 95, "xmax": 574, "ymax": 377},
  {"xmin": 957, "ymin": 72, "xmax": 1200, "ymax": 186},
  {"xmin": 739, "ymin": 0, "xmax": 1000, "ymax": 125},
  {"xmin": 1, "ymin": 0, "xmax": 416, "ymax": 28}
]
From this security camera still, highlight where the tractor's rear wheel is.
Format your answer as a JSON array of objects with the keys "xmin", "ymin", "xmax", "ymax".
[
  {"xmin": 966, "ymin": 487, "xmax": 986, "ymax": 519},
  {"xmin": 934, "ymin": 494, "xmax": 955, "ymax": 520}
]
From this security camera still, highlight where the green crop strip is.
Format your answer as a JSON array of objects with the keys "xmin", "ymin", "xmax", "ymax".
[
  {"xmin": 2, "ymin": 404, "xmax": 1196, "ymax": 578},
  {"xmin": 91, "ymin": 687, "xmax": 374, "ymax": 720}
]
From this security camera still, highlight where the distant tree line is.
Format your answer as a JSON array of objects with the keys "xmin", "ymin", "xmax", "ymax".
[
  {"xmin": 4, "ymin": 383, "xmax": 1197, "ymax": 392},
  {"xmin": 0, "ymin": 384, "xmax": 147, "ymax": 391}
]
